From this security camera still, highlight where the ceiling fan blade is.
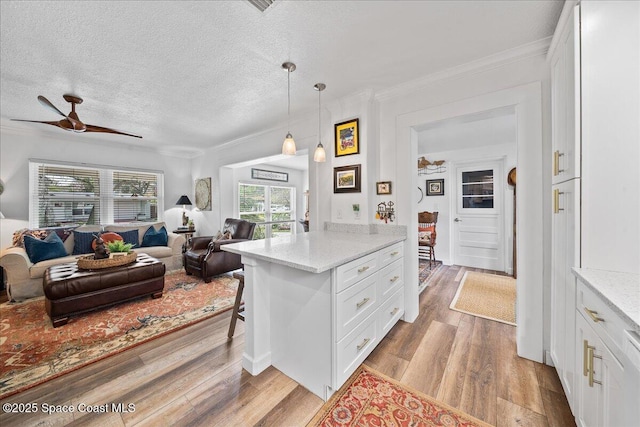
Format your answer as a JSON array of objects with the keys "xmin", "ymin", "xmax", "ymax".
[
  {"xmin": 11, "ymin": 119, "xmax": 62, "ymax": 127},
  {"xmin": 85, "ymin": 124, "xmax": 142, "ymax": 139},
  {"xmin": 37, "ymin": 95, "xmax": 66, "ymax": 118}
]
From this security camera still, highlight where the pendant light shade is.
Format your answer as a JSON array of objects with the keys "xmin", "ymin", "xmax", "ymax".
[
  {"xmin": 313, "ymin": 83, "xmax": 326, "ymax": 162},
  {"xmin": 282, "ymin": 62, "xmax": 296, "ymax": 155}
]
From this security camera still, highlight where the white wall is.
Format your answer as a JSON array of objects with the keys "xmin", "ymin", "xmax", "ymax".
[{"xmin": 0, "ymin": 128, "xmax": 191, "ymax": 249}]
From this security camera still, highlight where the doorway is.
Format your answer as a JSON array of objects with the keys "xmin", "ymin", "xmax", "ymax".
[{"xmin": 396, "ymin": 82, "xmax": 545, "ymax": 363}]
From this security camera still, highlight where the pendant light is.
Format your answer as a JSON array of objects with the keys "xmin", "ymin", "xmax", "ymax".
[
  {"xmin": 282, "ymin": 62, "xmax": 297, "ymax": 155},
  {"xmin": 313, "ymin": 83, "xmax": 327, "ymax": 162}
]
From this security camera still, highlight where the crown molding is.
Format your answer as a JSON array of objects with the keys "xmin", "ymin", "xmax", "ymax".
[
  {"xmin": 375, "ymin": 36, "xmax": 552, "ymax": 102},
  {"xmin": 546, "ymin": 0, "xmax": 578, "ymax": 62}
]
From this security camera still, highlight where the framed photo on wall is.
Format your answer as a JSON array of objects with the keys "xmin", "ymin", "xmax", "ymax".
[
  {"xmin": 376, "ymin": 181, "xmax": 392, "ymax": 195},
  {"xmin": 334, "ymin": 118, "xmax": 360, "ymax": 157},
  {"xmin": 334, "ymin": 164, "xmax": 361, "ymax": 193},
  {"xmin": 426, "ymin": 179, "xmax": 444, "ymax": 196}
]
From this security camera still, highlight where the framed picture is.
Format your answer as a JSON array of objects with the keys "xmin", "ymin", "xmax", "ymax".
[
  {"xmin": 195, "ymin": 177, "xmax": 212, "ymax": 210},
  {"xmin": 334, "ymin": 164, "xmax": 361, "ymax": 193},
  {"xmin": 426, "ymin": 179, "xmax": 444, "ymax": 196},
  {"xmin": 334, "ymin": 118, "xmax": 360, "ymax": 157},
  {"xmin": 376, "ymin": 181, "xmax": 392, "ymax": 195},
  {"xmin": 251, "ymin": 168, "xmax": 288, "ymax": 182}
]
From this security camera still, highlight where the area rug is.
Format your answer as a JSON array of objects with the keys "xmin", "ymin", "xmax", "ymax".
[
  {"xmin": 307, "ymin": 364, "xmax": 491, "ymax": 427},
  {"xmin": 419, "ymin": 259, "xmax": 443, "ymax": 284},
  {"xmin": 0, "ymin": 271, "xmax": 239, "ymax": 399},
  {"xmin": 449, "ymin": 271, "xmax": 516, "ymax": 326}
]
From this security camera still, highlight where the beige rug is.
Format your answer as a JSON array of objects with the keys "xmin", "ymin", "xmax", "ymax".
[{"xmin": 449, "ymin": 271, "xmax": 516, "ymax": 326}]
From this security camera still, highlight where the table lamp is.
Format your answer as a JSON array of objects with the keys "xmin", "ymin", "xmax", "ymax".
[{"xmin": 176, "ymin": 195, "xmax": 192, "ymax": 227}]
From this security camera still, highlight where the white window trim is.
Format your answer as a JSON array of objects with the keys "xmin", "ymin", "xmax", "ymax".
[{"xmin": 237, "ymin": 181, "xmax": 296, "ymax": 238}]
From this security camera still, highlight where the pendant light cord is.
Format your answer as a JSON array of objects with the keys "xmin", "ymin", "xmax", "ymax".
[
  {"xmin": 287, "ymin": 67, "xmax": 291, "ymax": 132},
  {"xmin": 318, "ymin": 87, "xmax": 321, "ymax": 139}
]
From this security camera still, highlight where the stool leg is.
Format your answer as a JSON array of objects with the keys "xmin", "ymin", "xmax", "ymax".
[{"xmin": 228, "ymin": 279, "xmax": 245, "ymax": 339}]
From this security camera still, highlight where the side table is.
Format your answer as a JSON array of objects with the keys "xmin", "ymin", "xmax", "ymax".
[{"xmin": 172, "ymin": 228, "xmax": 195, "ymax": 253}]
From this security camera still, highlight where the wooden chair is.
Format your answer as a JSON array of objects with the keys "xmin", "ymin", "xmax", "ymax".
[
  {"xmin": 228, "ymin": 271, "xmax": 245, "ymax": 338},
  {"xmin": 418, "ymin": 211, "xmax": 438, "ymax": 267}
]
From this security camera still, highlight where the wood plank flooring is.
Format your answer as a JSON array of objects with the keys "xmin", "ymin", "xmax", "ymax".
[{"xmin": 0, "ymin": 265, "xmax": 575, "ymax": 426}]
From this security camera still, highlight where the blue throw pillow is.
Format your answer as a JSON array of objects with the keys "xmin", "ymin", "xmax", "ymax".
[
  {"xmin": 24, "ymin": 232, "xmax": 68, "ymax": 264},
  {"xmin": 73, "ymin": 230, "xmax": 96, "ymax": 255},
  {"xmin": 141, "ymin": 225, "xmax": 168, "ymax": 247},
  {"xmin": 117, "ymin": 229, "xmax": 139, "ymax": 247}
]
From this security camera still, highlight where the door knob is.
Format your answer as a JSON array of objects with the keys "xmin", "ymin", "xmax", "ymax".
[{"xmin": 454, "ymin": 218, "xmax": 461, "ymax": 222}]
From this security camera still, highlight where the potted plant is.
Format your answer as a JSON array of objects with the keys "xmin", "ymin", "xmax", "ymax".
[
  {"xmin": 188, "ymin": 219, "xmax": 195, "ymax": 231},
  {"xmin": 107, "ymin": 240, "xmax": 135, "ymax": 257}
]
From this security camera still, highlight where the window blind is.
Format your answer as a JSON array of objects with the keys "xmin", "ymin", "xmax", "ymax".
[{"xmin": 29, "ymin": 161, "xmax": 163, "ymax": 227}]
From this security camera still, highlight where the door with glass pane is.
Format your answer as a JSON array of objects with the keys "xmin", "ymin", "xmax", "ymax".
[
  {"xmin": 238, "ymin": 183, "xmax": 295, "ymax": 239},
  {"xmin": 453, "ymin": 161, "xmax": 504, "ymax": 271}
]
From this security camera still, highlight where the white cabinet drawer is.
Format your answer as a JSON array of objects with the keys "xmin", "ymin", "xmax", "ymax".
[
  {"xmin": 336, "ymin": 273, "xmax": 378, "ymax": 341},
  {"xmin": 335, "ymin": 252, "xmax": 378, "ymax": 293},
  {"xmin": 577, "ymin": 279, "xmax": 628, "ymax": 359},
  {"xmin": 377, "ymin": 258, "xmax": 403, "ymax": 301},
  {"xmin": 335, "ymin": 314, "xmax": 378, "ymax": 387},
  {"xmin": 378, "ymin": 242, "xmax": 403, "ymax": 268},
  {"xmin": 379, "ymin": 288, "xmax": 404, "ymax": 335}
]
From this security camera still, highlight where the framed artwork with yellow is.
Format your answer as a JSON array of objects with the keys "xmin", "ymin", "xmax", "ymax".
[{"xmin": 334, "ymin": 118, "xmax": 360, "ymax": 157}]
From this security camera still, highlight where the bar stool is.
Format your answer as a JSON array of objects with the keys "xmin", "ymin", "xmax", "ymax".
[{"xmin": 228, "ymin": 271, "xmax": 245, "ymax": 338}]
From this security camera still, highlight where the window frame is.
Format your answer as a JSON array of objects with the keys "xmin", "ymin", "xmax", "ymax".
[
  {"xmin": 237, "ymin": 181, "xmax": 296, "ymax": 239},
  {"xmin": 29, "ymin": 159, "xmax": 164, "ymax": 228}
]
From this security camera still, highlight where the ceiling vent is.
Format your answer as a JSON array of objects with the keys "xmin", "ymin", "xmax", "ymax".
[{"xmin": 247, "ymin": 0, "xmax": 276, "ymax": 13}]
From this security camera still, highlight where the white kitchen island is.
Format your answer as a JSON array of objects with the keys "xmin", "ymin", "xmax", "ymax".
[{"xmin": 222, "ymin": 230, "xmax": 406, "ymax": 400}]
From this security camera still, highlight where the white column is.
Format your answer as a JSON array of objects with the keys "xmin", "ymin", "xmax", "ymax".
[{"xmin": 240, "ymin": 256, "xmax": 272, "ymax": 374}]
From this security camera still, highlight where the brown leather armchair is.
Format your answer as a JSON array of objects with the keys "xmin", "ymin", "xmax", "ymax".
[{"xmin": 183, "ymin": 218, "xmax": 256, "ymax": 282}]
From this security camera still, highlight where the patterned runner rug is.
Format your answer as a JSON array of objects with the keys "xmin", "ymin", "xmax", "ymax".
[
  {"xmin": 449, "ymin": 271, "xmax": 516, "ymax": 325},
  {"xmin": 419, "ymin": 259, "xmax": 443, "ymax": 284},
  {"xmin": 308, "ymin": 365, "xmax": 491, "ymax": 427},
  {"xmin": 0, "ymin": 271, "xmax": 238, "ymax": 399}
]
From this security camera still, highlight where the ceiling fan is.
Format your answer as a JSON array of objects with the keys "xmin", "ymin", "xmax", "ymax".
[{"xmin": 12, "ymin": 94, "xmax": 142, "ymax": 139}]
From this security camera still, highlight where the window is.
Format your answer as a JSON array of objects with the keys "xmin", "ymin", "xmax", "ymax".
[
  {"xmin": 238, "ymin": 183, "xmax": 295, "ymax": 239},
  {"xmin": 30, "ymin": 161, "xmax": 163, "ymax": 227},
  {"xmin": 461, "ymin": 169, "xmax": 494, "ymax": 209}
]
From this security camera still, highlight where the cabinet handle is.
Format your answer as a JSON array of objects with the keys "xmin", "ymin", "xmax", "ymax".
[
  {"xmin": 553, "ymin": 189, "xmax": 565, "ymax": 214},
  {"xmin": 358, "ymin": 266, "xmax": 370, "ymax": 273},
  {"xmin": 583, "ymin": 339, "xmax": 593, "ymax": 377},
  {"xmin": 356, "ymin": 338, "xmax": 370, "ymax": 351},
  {"xmin": 584, "ymin": 307, "xmax": 605, "ymax": 323},
  {"xmin": 391, "ymin": 251, "xmax": 399, "ymax": 256},
  {"xmin": 390, "ymin": 307, "xmax": 399, "ymax": 316},
  {"xmin": 553, "ymin": 150, "xmax": 565, "ymax": 176},
  {"xmin": 587, "ymin": 346, "xmax": 603, "ymax": 387},
  {"xmin": 356, "ymin": 297, "xmax": 370, "ymax": 309},
  {"xmin": 390, "ymin": 275, "xmax": 400, "ymax": 283}
]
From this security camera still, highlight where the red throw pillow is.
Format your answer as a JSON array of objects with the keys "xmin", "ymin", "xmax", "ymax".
[{"xmin": 91, "ymin": 232, "xmax": 123, "ymax": 250}]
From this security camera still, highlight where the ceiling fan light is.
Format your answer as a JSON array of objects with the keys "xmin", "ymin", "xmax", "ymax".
[
  {"xmin": 282, "ymin": 132, "xmax": 296, "ymax": 155},
  {"xmin": 313, "ymin": 142, "xmax": 326, "ymax": 162}
]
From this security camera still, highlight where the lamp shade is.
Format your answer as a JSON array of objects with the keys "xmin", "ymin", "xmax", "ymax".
[
  {"xmin": 313, "ymin": 143, "xmax": 326, "ymax": 162},
  {"xmin": 176, "ymin": 195, "xmax": 192, "ymax": 206}
]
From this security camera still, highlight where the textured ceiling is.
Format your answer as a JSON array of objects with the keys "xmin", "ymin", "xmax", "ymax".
[{"xmin": 0, "ymin": 0, "xmax": 562, "ymax": 157}]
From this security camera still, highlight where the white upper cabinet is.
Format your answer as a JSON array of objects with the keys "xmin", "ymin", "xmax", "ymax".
[{"xmin": 550, "ymin": 4, "xmax": 581, "ymax": 185}]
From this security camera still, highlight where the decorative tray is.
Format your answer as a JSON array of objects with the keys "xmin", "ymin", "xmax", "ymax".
[{"xmin": 77, "ymin": 252, "xmax": 137, "ymax": 270}]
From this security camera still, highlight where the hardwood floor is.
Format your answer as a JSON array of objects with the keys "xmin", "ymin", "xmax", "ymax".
[{"xmin": 0, "ymin": 265, "xmax": 575, "ymax": 426}]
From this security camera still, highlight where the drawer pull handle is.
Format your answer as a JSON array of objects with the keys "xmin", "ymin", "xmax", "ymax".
[
  {"xmin": 553, "ymin": 189, "xmax": 565, "ymax": 214},
  {"xmin": 357, "ymin": 338, "xmax": 370, "ymax": 351},
  {"xmin": 358, "ymin": 266, "xmax": 370, "ymax": 273},
  {"xmin": 391, "ymin": 251, "xmax": 399, "ymax": 256},
  {"xmin": 390, "ymin": 276, "xmax": 400, "ymax": 283},
  {"xmin": 390, "ymin": 307, "xmax": 399, "ymax": 316},
  {"xmin": 583, "ymin": 339, "xmax": 593, "ymax": 377},
  {"xmin": 356, "ymin": 297, "xmax": 370, "ymax": 309},
  {"xmin": 587, "ymin": 346, "xmax": 603, "ymax": 387},
  {"xmin": 585, "ymin": 307, "xmax": 604, "ymax": 323},
  {"xmin": 553, "ymin": 150, "xmax": 564, "ymax": 176}
]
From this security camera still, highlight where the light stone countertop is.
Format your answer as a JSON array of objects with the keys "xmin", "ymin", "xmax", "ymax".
[
  {"xmin": 572, "ymin": 268, "xmax": 640, "ymax": 330},
  {"xmin": 221, "ymin": 231, "xmax": 406, "ymax": 274}
]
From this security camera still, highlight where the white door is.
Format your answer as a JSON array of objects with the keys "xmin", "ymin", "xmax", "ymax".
[{"xmin": 452, "ymin": 161, "xmax": 504, "ymax": 271}]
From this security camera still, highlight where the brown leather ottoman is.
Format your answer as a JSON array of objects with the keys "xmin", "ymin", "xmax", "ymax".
[{"xmin": 43, "ymin": 253, "xmax": 165, "ymax": 327}]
